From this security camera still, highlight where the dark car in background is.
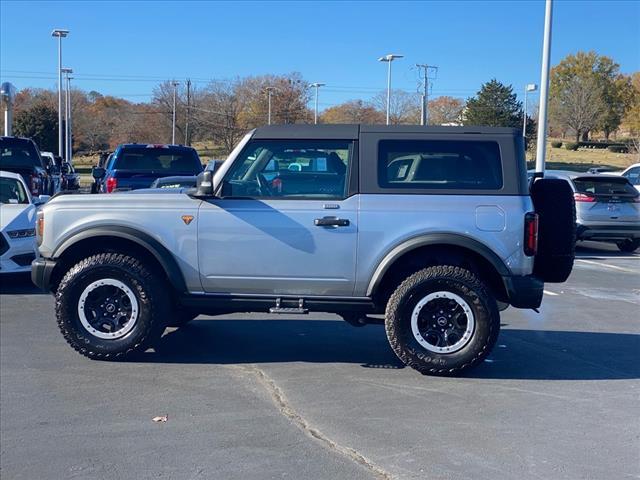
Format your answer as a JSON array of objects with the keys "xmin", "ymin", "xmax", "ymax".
[
  {"xmin": 0, "ymin": 137, "xmax": 54, "ymax": 196},
  {"xmin": 91, "ymin": 144, "xmax": 203, "ymax": 193}
]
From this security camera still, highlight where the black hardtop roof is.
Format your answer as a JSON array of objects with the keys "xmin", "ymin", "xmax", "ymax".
[{"xmin": 252, "ymin": 124, "xmax": 519, "ymax": 140}]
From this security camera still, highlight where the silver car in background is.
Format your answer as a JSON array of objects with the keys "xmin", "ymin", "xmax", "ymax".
[{"xmin": 542, "ymin": 170, "xmax": 640, "ymax": 252}]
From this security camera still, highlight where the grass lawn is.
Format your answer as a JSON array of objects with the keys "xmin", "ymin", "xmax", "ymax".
[{"xmin": 528, "ymin": 139, "xmax": 638, "ymax": 172}]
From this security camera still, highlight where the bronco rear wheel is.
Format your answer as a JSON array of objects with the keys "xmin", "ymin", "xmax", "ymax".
[
  {"xmin": 385, "ymin": 265, "xmax": 500, "ymax": 376},
  {"xmin": 55, "ymin": 253, "xmax": 169, "ymax": 360},
  {"xmin": 616, "ymin": 239, "xmax": 640, "ymax": 253}
]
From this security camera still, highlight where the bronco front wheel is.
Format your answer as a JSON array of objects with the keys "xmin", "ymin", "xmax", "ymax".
[
  {"xmin": 385, "ymin": 265, "xmax": 500, "ymax": 376},
  {"xmin": 55, "ymin": 253, "xmax": 169, "ymax": 360}
]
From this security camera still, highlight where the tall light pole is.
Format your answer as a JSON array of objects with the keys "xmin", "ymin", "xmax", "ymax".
[
  {"xmin": 62, "ymin": 68, "xmax": 73, "ymax": 162},
  {"xmin": 535, "ymin": 0, "xmax": 553, "ymax": 177},
  {"xmin": 171, "ymin": 81, "xmax": 179, "ymax": 144},
  {"xmin": 310, "ymin": 82, "xmax": 325, "ymax": 124},
  {"xmin": 264, "ymin": 87, "xmax": 275, "ymax": 125},
  {"xmin": 1, "ymin": 82, "xmax": 16, "ymax": 136},
  {"xmin": 51, "ymin": 29, "xmax": 69, "ymax": 158},
  {"xmin": 378, "ymin": 54, "xmax": 403, "ymax": 125},
  {"xmin": 523, "ymin": 84, "xmax": 538, "ymax": 139}
]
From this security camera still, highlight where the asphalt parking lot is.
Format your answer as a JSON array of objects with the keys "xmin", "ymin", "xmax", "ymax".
[{"xmin": 1, "ymin": 241, "xmax": 638, "ymax": 480}]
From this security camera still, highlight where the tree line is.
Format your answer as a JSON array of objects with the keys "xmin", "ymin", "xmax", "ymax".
[{"xmin": 3, "ymin": 51, "xmax": 637, "ymax": 156}]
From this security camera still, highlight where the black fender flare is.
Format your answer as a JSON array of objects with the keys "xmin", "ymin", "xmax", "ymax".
[
  {"xmin": 366, "ymin": 233, "xmax": 510, "ymax": 296},
  {"xmin": 52, "ymin": 225, "xmax": 187, "ymax": 293}
]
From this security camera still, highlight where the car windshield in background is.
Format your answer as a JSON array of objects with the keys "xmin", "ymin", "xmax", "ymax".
[
  {"xmin": 113, "ymin": 147, "xmax": 202, "ymax": 174},
  {"xmin": 573, "ymin": 177, "xmax": 638, "ymax": 197},
  {"xmin": 0, "ymin": 177, "xmax": 29, "ymax": 204},
  {"xmin": 0, "ymin": 139, "xmax": 42, "ymax": 169}
]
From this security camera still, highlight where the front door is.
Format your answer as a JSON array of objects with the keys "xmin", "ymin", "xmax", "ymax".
[{"xmin": 197, "ymin": 139, "xmax": 358, "ymax": 296}]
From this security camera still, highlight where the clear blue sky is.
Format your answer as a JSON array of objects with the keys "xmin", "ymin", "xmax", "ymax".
[{"xmin": 1, "ymin": 0, "xmax": 638, "ymax": 110}]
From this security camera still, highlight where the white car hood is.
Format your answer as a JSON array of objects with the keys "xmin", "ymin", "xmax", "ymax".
[{"xmin": 0, "ymin": 204, "xmax": 36, "ymax": 232}]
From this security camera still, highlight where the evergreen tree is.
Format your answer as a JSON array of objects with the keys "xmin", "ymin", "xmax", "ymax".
[{"xmin": 464, "ymin": 79, "xmax": 522, "ymax": 128}]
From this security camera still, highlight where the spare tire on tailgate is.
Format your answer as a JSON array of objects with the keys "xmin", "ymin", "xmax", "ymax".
[{"xmin": 530, "ymin": 177, "xmax": 576, "ymax": 283}]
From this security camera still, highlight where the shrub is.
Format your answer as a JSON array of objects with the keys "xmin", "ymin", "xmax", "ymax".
[
  {"xmin": 564, "ymin": 142, "xmax": 579, "ymax": 151},
  {"xmin": 551, "ymin": 141, "xmax": 563, "ymax": 148},
  {"xmin": 607, "ymin": 145, "xmax": 629, "ymax": 153}
]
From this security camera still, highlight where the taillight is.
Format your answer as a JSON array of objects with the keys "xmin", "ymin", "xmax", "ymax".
[
  {"xmin": 574, "ymin": 192, "xmax": 596, "ymax": 202},
  {"xmin": 106, "ymin": 177, "xmax": 117, "ymax": 193},
  {"xmin": 524, "ymin": 212, "xmax": 539, "ymax": 256},
  {"xmin": 30, "ymin": 175, "xmax": 40, "ymax": 195}
]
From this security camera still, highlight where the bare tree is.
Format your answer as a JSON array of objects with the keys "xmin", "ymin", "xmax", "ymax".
[
  {"xmin": 369, "ymin": 90, "xmax": 420, "ymax": 124},
  {"xmin": 195, "ymin": 81, "xmax": 246, "ymax": 155},
  {"xmin": 550, "ymin": 76, "xmax": 606, "ymax": 142}
]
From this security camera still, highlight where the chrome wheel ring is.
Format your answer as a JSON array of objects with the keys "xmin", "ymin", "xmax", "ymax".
[
  {"xmin": 410, "ymin": 291, "xmax": 475, "ymax": 354},
  {"xmin": 77, "ymin": 279, "xmax": 139, "ymax": 340}
]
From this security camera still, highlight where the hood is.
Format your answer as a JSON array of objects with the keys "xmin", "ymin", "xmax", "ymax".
[{"xmin": 0, "ymin": 203, "xmax": 36, "ymax": 231}]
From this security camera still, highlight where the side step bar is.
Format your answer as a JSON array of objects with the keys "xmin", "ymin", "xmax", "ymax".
[{"xmin": 270, "ymin": 298, "xmax": 309, "ymax": 314}]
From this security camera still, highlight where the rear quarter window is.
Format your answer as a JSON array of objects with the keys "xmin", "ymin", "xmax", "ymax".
[{"xmin": 378, "ymin": 140, "xmax": 503, "ymax": 190}]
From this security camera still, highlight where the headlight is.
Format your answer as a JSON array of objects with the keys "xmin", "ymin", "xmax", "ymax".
[{"xmin": 7, "ymin": 228, "xmax": 36, "ymax": 239}]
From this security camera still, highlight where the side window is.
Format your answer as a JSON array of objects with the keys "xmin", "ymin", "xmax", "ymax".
[
  {"xmin": 378, "ymin": 140, "xmax": 503, "ymax": 190},
  {"xmin": 222, "ymin": 140, "xmax": 351, "ymax": 199},
  {"xmin": 623, "ymin": 166, "xmax": 640, "ymax": 186}
]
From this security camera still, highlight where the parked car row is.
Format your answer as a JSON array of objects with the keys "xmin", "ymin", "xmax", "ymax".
[{"xmin": 0, "ymin": 137, "xmax": 80, "ymax": 197}]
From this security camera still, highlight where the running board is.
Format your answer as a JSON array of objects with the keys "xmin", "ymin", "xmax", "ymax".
[{"xmin": 269, "ymin": 298, "xmax": 309, "ymax": 314}]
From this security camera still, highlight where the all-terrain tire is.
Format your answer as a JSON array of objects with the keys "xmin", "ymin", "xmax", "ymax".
[
  {"xmin": 55, "ymin": 253, "xmax": 169, "ymax": 360},
  {"xmin": 385, "ymin": 266, "xmax": 500, "ymax": 376},
  {"xmin": 617, "ymin": 239, "xmax": 640, "ymax": 253}
]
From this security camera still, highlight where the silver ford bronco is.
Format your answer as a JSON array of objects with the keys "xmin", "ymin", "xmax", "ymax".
[{"xmin": 32, "ymin": 125, "xmax": 575, "ymax": 376}]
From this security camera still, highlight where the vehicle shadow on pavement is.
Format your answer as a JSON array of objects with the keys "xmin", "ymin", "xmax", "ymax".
[
  {"xmin": 143, "ymin": 318, "xmax": 405, "ymax": 369},
  {"xmin": 0, "ymin": 273, "xmax": 45, "ymax": 295},
  {"xmin": 140, "ymin": 319, "xmax": 640, "ymax": 380}
]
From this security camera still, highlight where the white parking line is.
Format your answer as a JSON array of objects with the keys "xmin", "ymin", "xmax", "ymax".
[
  {"xmin": 575, "ymin": 259, "xmax": 637, "ymax": 273},
  {"xmin": 543, "ymin": 290, "xmax": 558, "ymax": 296}
]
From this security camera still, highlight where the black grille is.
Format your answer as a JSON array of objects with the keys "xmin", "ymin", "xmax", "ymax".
[
  {"xmin": 0, "ymin": 234, "xmax": 9, "ymax": 256},
  {"xmin": 10, "ymin": 253, "xmax": 35, "ymax": 267}
]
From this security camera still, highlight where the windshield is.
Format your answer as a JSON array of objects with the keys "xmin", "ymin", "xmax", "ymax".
[
  {"xmin": 113, "ymin": 147, "xmax": 203, "ymax": 174},
  {"xmin": 0, "ymin": 177, "xmax": 29, "ymax": 204},
  {"xmin": 573, "ymin": 177, "xmax": 638, "ymax": 197},
  {"xmin": 0, "ymin": 139, "xmax": 43, "ymax": 169}
]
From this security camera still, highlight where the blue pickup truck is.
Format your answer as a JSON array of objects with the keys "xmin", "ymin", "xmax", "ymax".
[{"xmin": 91, "ymin": 144, "xmax": 203, "ymax": 193}]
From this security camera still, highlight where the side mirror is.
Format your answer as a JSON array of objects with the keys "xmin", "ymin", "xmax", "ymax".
[
  {"xmin": 92, "ymin": 167, "xmax": 106, "ymax": 180},
  {"xmin": 207, "ymin": 159, "xmax": 223, "ymax": 174},
  {"xmin": 192, "ymin": 170, "xmax": 214, "ymax": 198},
  {"xmin": 61, "ymin": 163, "xmax": 71, "ymax": 174},
  {"xmin": 34, "ymin": 194, "xmax": 51, "ymax": 205}
]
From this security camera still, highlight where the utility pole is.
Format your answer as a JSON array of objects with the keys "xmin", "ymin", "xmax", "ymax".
[
  {"xmin": 171, "ymin": 80, "xmax": 179, "ymax": 144},
  {"xmin": 62, "ymin": 68, "xmax": 73, "ymax": 162},
  {"xmin": 535, "ymin": 0, "xmax": 553, "ymax": 177},
  {"xmin": 185, "ymin": 79, "xmax": 191, "ymax": 146},
  {"xmin": 310, "ymin": 83, "xmax": 325, "ymax": 124},
  {"xmin": 264, "ymin": 87, "xmax": 275, "ymax": 125},
  {"xmin": 51, "ymin": 29, "xmax": 69, "ymax": 158},
  {"xmin": 416, "ymin": 64, "xmax": 438, "ymax": 126}
]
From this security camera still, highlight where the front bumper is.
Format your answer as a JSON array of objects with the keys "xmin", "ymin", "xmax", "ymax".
[
  {"xmin": 31, "ymin": 257, "xmax": 57, "ymax": 291},
  {"xmin": 503, "ymin": 275, "xmax": 544, "ymax": 309},
  {"xmin": 576, "ymin": 224, "xmax": 640, "ymax": 241},
  {"xmin": 0, "ymin": 234, "xmax": 37, "ymax": 274}
]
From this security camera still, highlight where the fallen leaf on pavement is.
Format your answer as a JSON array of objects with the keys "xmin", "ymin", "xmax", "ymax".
[{"xmin": 152, "ymin": 415, "xmax": 168, "ymax": 423}]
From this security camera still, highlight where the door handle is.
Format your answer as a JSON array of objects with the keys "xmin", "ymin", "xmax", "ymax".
[{"xmin": 314, "ymin": 216, "xmax": 350, "ymax": 227}]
